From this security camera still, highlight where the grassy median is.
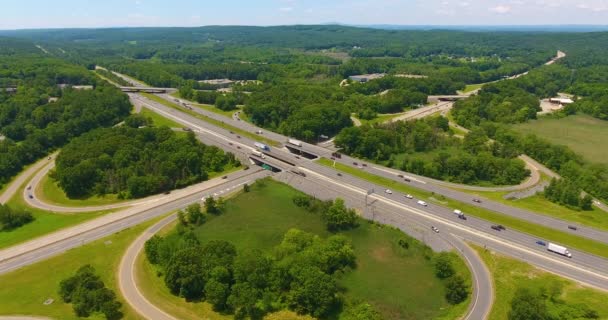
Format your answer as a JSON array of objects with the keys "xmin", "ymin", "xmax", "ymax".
[
  {"xmin": 317, "ymin": 157, "xmax": 608, "ymax": 259},
  {"xmin": 137, "ymin": 179, "xmax": 470, "ymax": 320},
  {"xmin": 141, "ymin": 93, "xmax": 279, "ymax": 147}
]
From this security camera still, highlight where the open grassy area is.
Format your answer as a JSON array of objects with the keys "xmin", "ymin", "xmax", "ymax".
[
  {"xmin": 138, "ymin": 179, "xmax": 469, "ymax": 320},
  {"xmin": 460, "ymin": 189, "xmax": 608, "ymax": 231},
  {"xmin": 513, "ymin": 114, "xmax": 608, "ymax": 165},
  {"xmin": 140, "ymin": 107, "xmax": 183, "ymax": 128},
  {"xmin": 357, "ymin": 111, "xmax": 407, "ymax": 126},
  {"xmin": 317, "ymin": 158, "xmax": 608, "ymax": 259},
  {"xmin": 0, "ymin": 215, "xmax": 164, "ymax": 320},
  {"xmin": 141, "ymin": 93, "xmax": 279, "ymax": 147},
  {"xmin": 461, "ymin": 83, "xmax": 485, "ymax": 93},
  {"xmin": 0, "ymin": 167, "xmax": 111, "ymax": 250},
  {"xmin": 35, "ymin": 173, "xmax": 125, "ymax": 208},
  {"xmin": 473, "ymin": 244, "xmax": 608, "ymax": 320},
  {"xmin": 170, "ymin": 91, "xmax": 238, "ymax": 118}
]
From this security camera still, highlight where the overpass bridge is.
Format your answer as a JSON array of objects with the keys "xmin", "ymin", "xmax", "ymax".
[
  {"xmin": 427, "ymin": 95, "xmax": 469, "ymax": 103},
  {"xmin": 119, "ymin": 86, "xmax": 177, "ymax": 94}
]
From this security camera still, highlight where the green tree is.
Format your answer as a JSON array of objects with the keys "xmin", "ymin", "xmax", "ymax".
[
  {"xmin": 508, "ymin": 288, "xmax": 549, "ymax": 320},
  {"xmin": 322, "ymin": 198, "xmax": 358, "ymax": 231},
  {"xmin": 164, "ymin": 247, "xmax": 205, "ymax": 300},
  {"xmin": 205, "ymin": 266, "xmax": 232, "ymax": 311},
  {"xmin": 433, "ymin": 252, "xmax": 455, "ymax": 279},
  {"xmin": 445, "ymin": 275, "xmax": 468, "ymax": 304}
]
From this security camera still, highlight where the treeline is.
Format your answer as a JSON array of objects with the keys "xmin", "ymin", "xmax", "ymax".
[
  {"xmin": 544, "ymin": 178, "xmax": 593, "ymax": 210},
  {"xmin": 0, "ymin": 82, "xmax": 131, "ymax": 188},
  {"xmin": 293, "ymin": 195, "xmax": 359, "ymax": 232},
  {"xmin": 53, "ymin": 126, "xmax": 239, "ymax": 199},
  {"xmin": 335, "ymin": 118, "xmax": 529, "ymax": 185},
  {"xmin": 145, "ymin": 228, "xmax": 357, "ymax": 319},
  {"xmin": 482, "ymin": 122, "xmax": 608, "ymax": 203},
  {"xmin": 0, "ymin": 204, "xmax": 34, "ymax": 231}
]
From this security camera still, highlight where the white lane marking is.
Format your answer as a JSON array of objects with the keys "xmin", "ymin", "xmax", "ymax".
[
  {"xmin": 133, "ymin": 95, "xmax": 256, "ymax": 153},
  {"xmin": 297, "ymin": 166, "xmax": 608, "ymax": 283},
  {"xmin": 370, "ymin": 165, "xmax": 426, "ymax": 184}
]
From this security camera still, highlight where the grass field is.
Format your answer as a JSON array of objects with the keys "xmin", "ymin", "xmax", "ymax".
[
  {"xmin": 170, "ymin": 92, "xmax": 238, "ymax": 118},
  {"xmin": 35, "ymin": 174, "xmax": 125, "ymax": 207},
  {"xmin": 140, "ymin": 107, "xmax": 183, "ymax": 128},
  {"xmin": 138, "ymin": 179, "xmax": 470, "ymax": 320},
  {"xmin": 317, "ymin": 158, "xmax": 608, "ymax": 259},
  {"xmin": 357, "ymin": 111, "xmax": 407, "ymax": 126},
  {"xmin": 0, "ymin": 215, "xmax": 164, "ymax": 320},
  {"xmin": 0, "ymin": 168, "xmax": 111, "ymax": 250},
  {"xmin": 513, "ymin": 114, "xmax": 608, "ymax": 165},
  {"xmin": 473, "ymin": 244, "xmax": 608, "ymax": 320},
  {"xmin": 461, "ymin": 189, "xmax": 608, "ymax": 231},
  {"xmin": 461, "ymin": 83, "xmax": 485, "ymax": 93},
  {"xmin": 141, "ymin": 93, "xmax": 279, "ymax": 147}
]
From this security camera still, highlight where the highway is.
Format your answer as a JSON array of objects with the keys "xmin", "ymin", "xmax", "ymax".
[
  {"xmin": 153, "ymin": 92, "xmax": 608, "ymax": 246},
  {"xmin": 0, "ymin": 169, "xmax": 270, "ymax": 274},
  {"xmin": 120, "ymin": 93, "xmax": 608, "ymax": 290}
]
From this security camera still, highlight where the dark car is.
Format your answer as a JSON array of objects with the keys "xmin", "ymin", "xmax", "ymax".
[
  {"xmin": 458, "ymin": 215, "xmax": 467, "ymax": 220},
  {"xmin": 337, "ymin": 173, "xmax": 342, "ymax": 177},
  {"xmin": 568, "ymin": 225, "xmax": 578, "ymax": 231},
  {"xmin": 236, "ymin": 135, "xmax": 241, "ymax": 138},
  {"xmin": 536, "ymin": 240, "xmax": 547, "ymax": 246},
  {"xmin": 353, "ymin": 162, "xmax": 358, "ymax": 165},
  {"xmin": 397, "ymin": 174, "xmax": 404, "ymax": 178},
  {"xmin": 491, "ymin": 225, "xmax": 501, "ymax": 231},
  {"xmin": 222, "ymin": 176, "xmax": 228, "ymax": 179},
  {"xmin": 473, "ymin": 198, "xmax": 482, "ymax": 203},
  {"xmin": 404, "ymin": 178, "xmax": 411, "ymax": 182},
  {"xmin": 362, "ymin": 163, "xmax": 367, "ymax": 167},
  {"xmin": 28, "ymin": 195, "xmax": 33, "ymax": 199},
  {"xmin": 163, "ymin": 191, "xmax": 171, "ymax": 195},
  {"xmin": 497, "ymin": 225, "xmax": 506, "ymax": 230}
]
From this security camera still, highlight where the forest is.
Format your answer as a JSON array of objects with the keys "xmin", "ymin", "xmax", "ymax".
[
  {"xmin": 0, "ymin": 54, "xmax": 131, "ymax": 189},
  {"xmin": 335, "ymin": 118, "xmax": 529, "ymax": 185},
  {"xmin": 53, "ymin": 126, "xmax": 239, "ymax": 199}
]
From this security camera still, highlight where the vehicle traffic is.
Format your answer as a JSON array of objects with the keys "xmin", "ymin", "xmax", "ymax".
[
  {"xmin": 254, "ymin": 142, "xmax": 270, "ymax": 151},
  {"xmin": 417, "ymin": 200, "xmax": 427, "ymax": 206},
  {"xmin": 251, "ymin": 150, "xmax": 266, "ymax": 159},
  {"xmin": 431, "ymin": 226, "xmax": 439, "ymax": 233},
  {"xmin": 547, "ymin": 243, "xmax": 572, "ymax": 258},
  {"xmin": 287, "ymin": 138, "xmax": 303, "ymax": 147}
]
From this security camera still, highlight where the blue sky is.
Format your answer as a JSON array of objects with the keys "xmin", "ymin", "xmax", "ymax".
[{"xmin": 1, "ymin": 0, "xmax": 608, "ymax": 29}]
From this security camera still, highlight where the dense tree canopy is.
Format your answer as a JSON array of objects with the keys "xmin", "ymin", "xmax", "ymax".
[{"xmin": 53, "ymin": 126, "xmax": 239, "ymax": 198}]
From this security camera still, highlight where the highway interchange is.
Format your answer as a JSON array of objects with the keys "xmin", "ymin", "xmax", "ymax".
[{"xmin": 1, "ymin": 62, "xmax": 608, "ymax": 319}]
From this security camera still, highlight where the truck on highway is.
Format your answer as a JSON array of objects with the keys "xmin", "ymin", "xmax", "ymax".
[
  {"xmin": 287, "ymin": 138, "xmax": 303, "ymax": 147},
  {"xmin": 251, "ymin": 150, "xmax": 265, "ymax": 159},
  {"xmin": 254, "ymin": 142, "xmax": 270, "ymax": 151},
  {"xmin": 547, "ymin": 243, "xmax": 572, "ymax": 258}
]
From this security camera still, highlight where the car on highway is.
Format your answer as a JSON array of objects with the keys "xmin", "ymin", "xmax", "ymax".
[
  {"xmin": 28, "ymin": 194, "xmax": 33, "ymax": 199},
  {"xmin": 491, "ymin": 225, "xmax": 506, "ymax": 231},
  {"xmin": 163, "ymin": 191, "xmax": 171, "ymax": 195},
  {"xmin": 236, "ymin": 135, "xmax": 241, "ymax": 138},
  {"xmin": 256, "ymin": 130, "xmax": 263, "ymax": 134},
  {"xmin": 417, "ymin": 200, "xmax": 427, "ymax": 206},
  {"xmin": 222, "ymin": 176, "xmax": 228, "ymax": 179},
  {"xmin": 405, "ymin": 194, "xmax": 413, "ymax": 199},
  {"xmin": 397, "ymin": 174, "xmax": 404, "ymax": 178},
  {"xmin": 431, "ymin": 226, "xmax": 439, "ymax": 233},
  {"xmin": 27, "ymin": 186, "xmax": 31, "ymax": 190},
  {"xmin": 229, "ymin": 131, "xmax": 234, "ymax": 134},
  {"xmin": 385, "ymin": 189, "xmax": 393, "ymax": 194},
  {"xmin": 472, "ymin": 198, "xmax": 482, "ymax": 203},
  {"xmin": 458, "ymin": 215, "xmax": 467, "ymax": 220},
  {"xmin": 353, "ymin": 162, "xmax": 358, "ymax": 166},
  {"xmin": 491, "ymin": 225, "xmax": 501, "ymax": 231},
  {"xmin": 568, "ymin": 225, "xmax": 578, "ymax": 231},
  {"xmin": 404, "ymin": 178, "xmax": 411, "ymax": 182},
  {"xmin": 337, "ymin": 173, "xmax": 342, "ymax": 177},
  {"xmin": 536, "ymin": 240, "xmax": 547, "ymax": 246}
]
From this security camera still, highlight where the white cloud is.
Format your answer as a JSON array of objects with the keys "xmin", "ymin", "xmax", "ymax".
[
  {"xmin": 489, "ymin": 5, "xmax": 512, "ymax": 13},
  {"xmin": 279, "ymin": 7, "xmax": 293, "ymax": 12}
]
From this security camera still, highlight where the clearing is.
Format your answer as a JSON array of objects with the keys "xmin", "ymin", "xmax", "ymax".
[{"xmin": 513, "ymin": 114, "xmax": 608, "ymax": 165}]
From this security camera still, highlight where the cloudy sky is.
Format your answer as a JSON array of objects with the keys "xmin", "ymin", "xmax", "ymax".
[{"xmin": 1, "ymin": 0, "xmax": 608, "ymax": 29}]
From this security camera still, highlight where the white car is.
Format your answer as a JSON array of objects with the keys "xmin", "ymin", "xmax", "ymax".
[
  {"xmin": 453, "ymin": 209, "xmax": 462, "ymax": 215},
  {"xmin": 431, "ymin": 226, "xmax": 439, "ymax": 233},
  {"xmin": 385, "ymin": 189, "xmax": 393, "ymax": 194},
  {"xmin": 405, "ymin": 194, "xmax": 413, "ymax": 199},
  {"xmin": 417, "ymin": 200, "xmax": 428, "ymax": 206}
]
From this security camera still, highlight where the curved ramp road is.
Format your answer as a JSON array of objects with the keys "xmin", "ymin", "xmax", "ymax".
[
  {"xmin": 119, "ymin": 214, "xmax": 178, "ymax": 320},
  {"xmin": 0, "ymin": 317, "xmax": 52, "ymax": 320},
  {"xmin": 0, "ymin": 169, "xmax": 269, "ymax": 274},
  {"xmin": 0, "ymin": 154, "xmax": 56, "ymax": 205}
]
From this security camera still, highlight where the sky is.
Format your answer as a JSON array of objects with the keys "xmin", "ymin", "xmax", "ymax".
[{"xmin": 1, "ymin": 0, "xmax": 608, "ymax": 29}]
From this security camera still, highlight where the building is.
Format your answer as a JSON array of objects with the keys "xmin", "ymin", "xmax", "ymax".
[
  {"xmin": 348, "ymin": 73, "xmax": 386, "ymax": 83},
  {"xmin": 198, "ymin": 79, "xmax": 234, "ymax": 89},
  {"xmin": 549, "ymin": 98, "xmax": 574, "ymax": 105}
]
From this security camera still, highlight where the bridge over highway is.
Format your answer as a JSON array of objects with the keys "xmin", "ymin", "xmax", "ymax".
[{"xmin": 119, "ymin": 86, "xmax": 177, "ymax": 93}]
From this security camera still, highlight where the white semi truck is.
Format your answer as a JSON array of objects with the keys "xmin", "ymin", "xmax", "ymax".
[
  {"xmin": 287, "ymin": 138, "xmax": 303, "ymax": 147},
  {"xmin": 547, "ymin": 243, "xmax": 572, "ymax": 258}
]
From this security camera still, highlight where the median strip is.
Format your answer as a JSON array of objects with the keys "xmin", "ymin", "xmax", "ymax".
[
  {"xmin": 140, "ymin": 93, "xmax": 279, "ymax": 147},
  {"xmin": 317, "ymin": 157, "xmax": 608, "ymax": 259}
]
